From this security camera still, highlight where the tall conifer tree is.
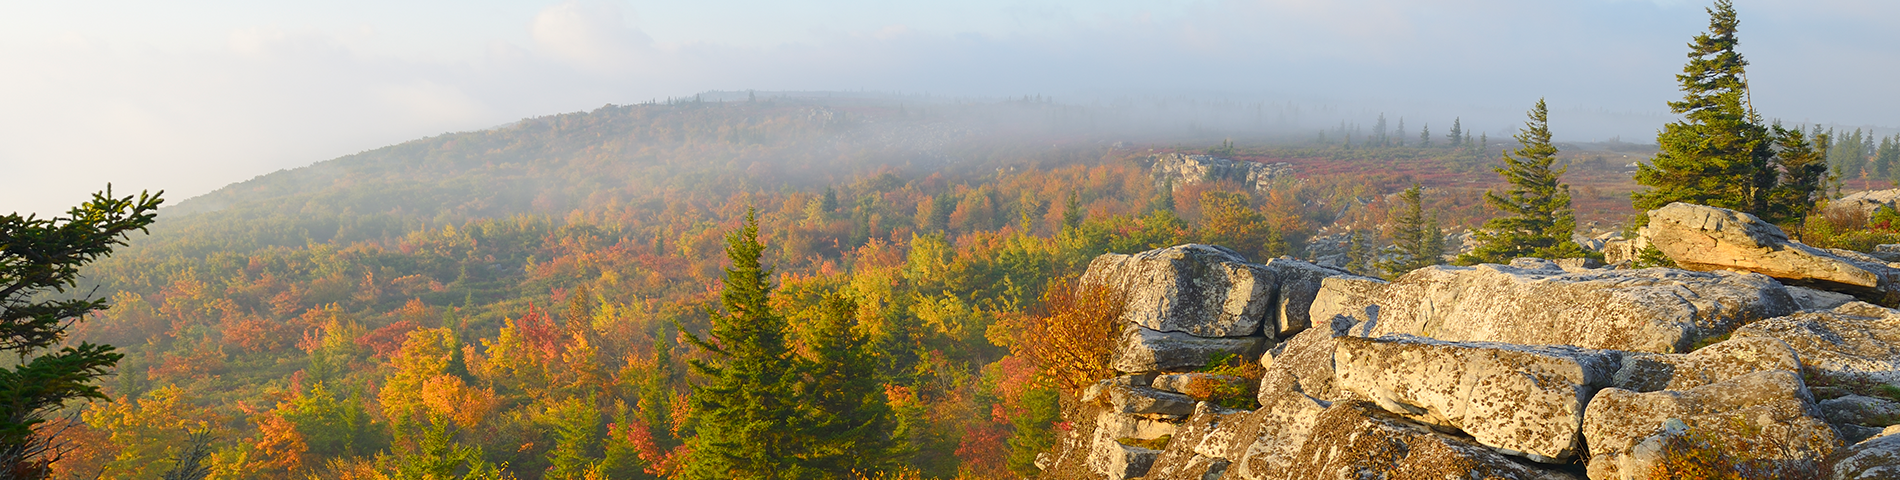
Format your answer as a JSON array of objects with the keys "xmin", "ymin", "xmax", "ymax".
[
  {"xmin": 1632, "ymin": 0, "xmax": 1775, "ymax": 215},
  {"xmin": 1377, "ymin": 184, "xmax": 1445, "ymax": 276},
  {"xmin": 682, "ymin": 209, "xmax": 806, "ymax": 480},
  {"xmin": 1460, "ymin": 99, "xmax": 1591, "ymax": 264},
  {"xmin": 796, "ymin": 294, "xmax": 901, "ymax": 476},
  {"xmin": 1763, "ymin": 123, "xmax": 1830, "ymax": 225}
]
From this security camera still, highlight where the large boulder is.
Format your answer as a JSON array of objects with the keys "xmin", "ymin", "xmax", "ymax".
[
  {"xmin": 1257, "ymin": 315, "xmax": 1357, "ymax": 405},
  {"xmin": 1611, "ymin": 336, "xmax": 1803, "ymax": 392},
  {"xmin": 1645, "ymin": 202, "xmax": 1900, "ymax": 304},
  {"xmin": 1733, "ymin": 302, "xmax": 1900, "ymax": 385},
  {"xmin": 1830, "ymin": 428, "xmax": 1900, "ymax": 480},
  {"xmin": 1285, "ymin": 401, "xmax": 1578, "ymax": 480},
  {"xmin": 1081, "ymin": 244, "xmax": 1277, "ymax": 338},
  {"xmin": 1259, "ymin": 257, "xmax": 1368, "ymax": 338},
  {"xmin": 1333, "ymin": 335, "xmax": 1620, "ymax": 463},
  {"xmin": 1305, "ymin": 275, "xmax": 1386, "ymax": 330},
  {"xmin": 1356, "ymin": 261, "xmax": 1798, "ymax": 353},
  {"xmin": 1112, "ymin": 325, "xmax": 1268, "ymax": 373},
  {"xmin": 1581, "ymin": 370, "xmax": 1840, "ymax": 480}
]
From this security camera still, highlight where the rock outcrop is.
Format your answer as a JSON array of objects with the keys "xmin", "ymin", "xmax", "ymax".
[
  {"xmin": 1334, "ymin": 335, "xmax": 1620, "ymax": 463},
  {"xmin": 1082, "ymin": 244, "xmax": 1276, "ymax": 338},
  {"xmin": 1645, "ymin": 202, "xmax": 1900, "ymax": 305},
  {"xmin": 1147, "ymin": 153, "xmax": 1291, "ymax": 193},
  {"xmin": 1582, "ymin": 370, "xmax": 1840, "ymax": 480},
  {"xmin": 1041, "ymin": 231, "xmax": 1900, "ymax": 479},
  {"xmin": 1337, "ymin": 260, "xmax": 1798, "ymax": 353}
]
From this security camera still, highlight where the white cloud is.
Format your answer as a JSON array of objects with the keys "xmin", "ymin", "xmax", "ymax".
[
  {"xmin": 530, "ymin": 1, "xmax": 654, "ymax": 73},
  {"xmin": 1, "ymin": 0, "xmax": 1897, "ymax": 216}
]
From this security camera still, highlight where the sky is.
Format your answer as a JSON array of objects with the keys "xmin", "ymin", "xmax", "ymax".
[{"xmin": 1, "ymin": 0, "xmax": 1896, "ymax": 216}]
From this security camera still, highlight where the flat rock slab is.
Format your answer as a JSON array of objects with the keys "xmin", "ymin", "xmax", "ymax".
[
  {"xmin": 1112, "ymin": 324, "xmax": 1267, "ymax": 374},
  {"xmin": 1359, "ymin": 262, "xmax": 1798, "ymax": 353},
  {"xmin": 1646, "ymin": 202, "xmax": 1900, "ymax": 305},
  {"xmin": 1582, "ymin": 370, "xmax": 1840, "ymax": 480},
  {"xmin": 1306, "ymin": 275, "xmax": 1386, "ymax": 329},
  {"xmin": 1733, "ymin": 302, "xmax": 1900, "ymax": 385},
  {"xmin": 1081, "ymin": 244, "xmax": 1277, "ymax": 337},
  {"xmin": 1611, "ymin": 336, "xmax": 1802, "ymax": 392},
  {"xmin": 1334, "ymin": 335, "xmax": 1620, "ymax": 463},
  {"xmin": 1286, "ymin": 401, "xmax": 1579, "ymax": 480}
]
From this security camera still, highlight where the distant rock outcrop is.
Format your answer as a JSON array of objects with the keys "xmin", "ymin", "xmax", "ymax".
[
  {"xmin": 1146, "ymin": 154, "xmax": 1291, "ymax": 192},
  {"xmin": 1836, "ymin": 189, "xmax": 1900, "ymax": 216}
]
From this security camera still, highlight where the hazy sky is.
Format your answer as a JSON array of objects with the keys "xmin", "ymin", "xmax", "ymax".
[{"xmin": 2, "ymin": 0, "xmax": 1895, "ymax": 216}]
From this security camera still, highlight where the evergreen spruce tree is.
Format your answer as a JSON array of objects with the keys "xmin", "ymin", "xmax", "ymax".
[
  {"xmin": 1877, "ymin": 135, "xmax": 1900, "ymax": 183},
  {"xmin": 1345, "ymin": 231, "xmax": 1372, "ymax": 275},
  {"xmin": 1377, "ymin": 184, "xmax": 1445, "ymax": 276},
  {"xmin": 1, "ymin": 187, "xmax": 161, "ymax": 477},
  {"xmin": 1396, "ymin": 118, "xmax": 1407, "ymax": 147},
  {"xmin": 1632, "ymin": 0, "xmax": 1775, "ymax": 215},
  {"xmin": 681, "ymin": 209, "xmax": 807, "ymax": 480},
  {"xmin": 1763, "ymin": 123, "xmax": 1830, "ymax": 226},
  {"xmin": 1420, "ymin": 124, "xmax": 1432, "ymax": 147},
  {"xmin": 1447, "ymin": 118, "xmax": 1464, "ymax": 148},
  {"xmin": 797, "ymin": 294, "xmax": 900, "ymax": 476},
  {"xmin": 1062, "ymin": 190, "xmax": 1085, "ymax": 230},
  {"xmin": 1458, "ymin": 99, "xmax": 1592, "ymax": 265}
]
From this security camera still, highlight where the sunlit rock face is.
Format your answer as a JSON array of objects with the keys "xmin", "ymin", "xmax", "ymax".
[
  {"xmin": 1038, "ymin": 228, "xmax": 1900, "ymax": 479},
  {"xmin": 1645, "ymin": 201, "xmax": 1900, "ymax": 305}
]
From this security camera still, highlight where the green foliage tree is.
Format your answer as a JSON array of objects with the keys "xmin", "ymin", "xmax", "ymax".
[
  {"xmin": 1447, "ymin": 117, "xmax": 1464, "ymax": 148},
  {"xmin": 1632, "ymin": 0, "xmax": 1776, "ymax": 216},
  {"xmin": 1197, "ymin": 191, "xmax": 1286, "ymax": 260},
  {"xmin": 1459, "ymin": 99, "xmax": 1593, "ymax": 264},
  {"xmin": 1377, "ymin": 184, "xmax": 1444, "ymax": 276},
  {"xmin": 1420, "ymin": 124, "xmax": 1432, "ymax": 147},
  {"xmin": 796, "ymin": 294, "xmax": 900, "ymax": 476},
  {"xmin": 1, "ymin": 186, "xmax": 161, "ymax": 477},
  {"xmin": 681, "ymin": 209, "xmax": 807, "ymax": 480},
  {"xmin": 543, "ymin": 397, "xmax": 603, "ymax": 480},
  {"xmin": 282, "ymin": 382, "xmax": 383, "ymax": 458}
]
